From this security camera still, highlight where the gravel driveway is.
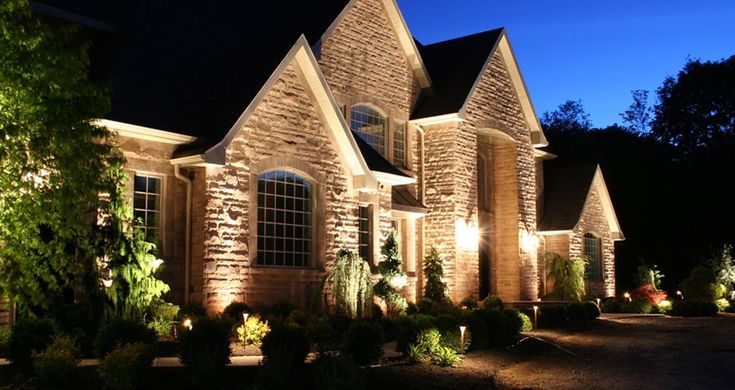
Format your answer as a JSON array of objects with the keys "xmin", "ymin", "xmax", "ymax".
[{"xmin": 367, "ymin": 314, "xmax": 735, "ymax": 390}]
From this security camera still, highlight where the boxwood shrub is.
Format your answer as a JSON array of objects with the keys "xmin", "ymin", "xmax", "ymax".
[{"xmin": 93, "ymin": 319, "xmax": 156, "ymax": 358}]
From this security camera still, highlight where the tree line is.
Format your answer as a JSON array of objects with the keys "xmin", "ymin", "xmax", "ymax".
[{"xmin": 541, "ymin": 55, "xmax": 735, "ymax": 290}]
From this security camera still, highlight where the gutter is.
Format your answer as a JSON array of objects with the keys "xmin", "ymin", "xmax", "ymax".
[{"xmin": 173, "ymin": 164, "xmax": 192, "ymax": 305}]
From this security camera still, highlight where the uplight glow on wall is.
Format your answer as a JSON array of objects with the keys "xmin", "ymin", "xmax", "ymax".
[
  {"xmin": 456, "ymin": 219, "xmax": 479, "ymax": 250},
  {"xmin": 520, "ymin": 229, "xmax": 539, "ymax": 253}
]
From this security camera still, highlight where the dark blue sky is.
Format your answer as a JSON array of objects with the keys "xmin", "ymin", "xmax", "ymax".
[{"xmin": 398, "ymin": 0, "xmax": 735, "ymax": 127}]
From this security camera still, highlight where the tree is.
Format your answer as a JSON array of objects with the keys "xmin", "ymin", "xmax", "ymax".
[
  {"xmin": 652, "ymin": 56, "xmax": 735, "ymax": 159},
  {"xmin": 423, "ymin": 247, "xmax": 447, "ymax": 303},
  {"xmin": 545, "ymin": 253, "xmax": 585, "ymax": 301},
  {"xmin": 373, "ymin": 232, "xmax": 407, "ymax": 317},
  {"xmin": 707, "ymin": 245, "xmax": 735, "ymax": 297},
  {"xmin": 0, "ymin": 0, "xmax": 115, "ymax": 316},
  {"xmin": 540, "ymin": 99, "xmax": 592, "ymax": 134},
  {"xmin": 620, "ymin": 89, "xmax": 652, "ymax": 135},
  {"xmin": 325, "ymin": 250, "xmax": 373, "ymax": 319},
  {"xmin": 0, "ymin": 0, "xmax": 170, "ymax": 323}
]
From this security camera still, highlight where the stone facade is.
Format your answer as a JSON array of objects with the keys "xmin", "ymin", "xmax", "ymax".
[
  {"xmin": 570, "ymin": 189, "xmax": 617, "ymax": 297},
  {"xmin": 422, "ymin": 50, "xmax": 540, "ymax": 302},
  {"xmin": 199, "ymin": 62, "xmax": 364, "ymax": 313},
  {"xmin": 104, "ymin": 0, "xmax": 620, "ymax": 312}
]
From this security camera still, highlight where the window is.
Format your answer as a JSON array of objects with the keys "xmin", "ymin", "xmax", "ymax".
[
  {"xmin": 256, "ymin": 170, "xmax": 312, "ymax": 267},
  {"xmin": 358, "ymin": 206, "xmax": 371, "ymax": 261},
  {"xmin": 393, "ymin": 121, "xmax": 406, "ymax": 167},
  {"xmin": 133, "ymin": 174, "xmax": 161, "ymax": 242},
  {"xmin": 351, "ymin": 105, "xmax": 386, "ymax": 157},
  {"xmin": 584, "ymin": 233, "xmax": 602, "ymax": 282}
]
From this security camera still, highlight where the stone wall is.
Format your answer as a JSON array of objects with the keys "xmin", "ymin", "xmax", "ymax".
[
  {"xmin": 200, "ymin": 62, "xmax": 362, "ymax": 313},
  {"xmin": 570, "ymin": 189, "xmax": 616, "ymax": 297},
  {"xmin": 455, "ymin": 49, "xmax": 539, "ymax": 301},
  {"xmin": 318, "ymin": 0, "xmax": 420, "ymax": 121}
]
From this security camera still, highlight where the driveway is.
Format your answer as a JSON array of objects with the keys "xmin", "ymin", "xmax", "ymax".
[{"xmin": 489, "ymin": 314, "xmax": 735, "ymax": 389}]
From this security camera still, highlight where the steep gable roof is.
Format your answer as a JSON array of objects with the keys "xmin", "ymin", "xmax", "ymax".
[
  {"xmin": 540, "ymin": 164, "xmax": 623, "ymax": 240},
  {"xmin": 413, "ymin": 29, "xmax": 503, "ymax": 119},
  {"xmin": 413, "ymin": 28, "xmax": 547, "ymax": 146},
  {"xmin": 34, "ymin": 0, "xmax": 351, "ymax": 140}
]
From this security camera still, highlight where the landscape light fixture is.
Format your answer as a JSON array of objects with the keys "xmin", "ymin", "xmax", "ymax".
[
  {"xmin": 677, "ymin": 290, "xmax": 684, "ymax": 300},
  {"xmin": 532, "ymin": 305, "xmax": 539, "ymax": 329},
  {"xmin": 459, "ymin": 325, "xmax": 467, "ymax": 353},
  {"xmin": 102, "ymin": 279, "xmax": 113, "ymax": 288},
  {"xmin": 183, "ymin": 317, "xmax": 193, "ymax": 331},
  {"xmin": 623, "ymin": 292, "xmax": 631, "ymax": 302},
  {"xmin": 596, "ymin": 298, "xmax": 601, "ymax": 307},
  {"xmin": 242, "ymin": 312, "xmax": 249, "ymax": 326}
]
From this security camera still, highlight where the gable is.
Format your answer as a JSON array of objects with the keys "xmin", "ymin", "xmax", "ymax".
[
  {"xmin": 318, "ymin": 0, "xmax": 431, "ymax": 90},
  {"xmin": 414, "ymin": 30, "xmax": 547, "ymax": 147},
  {"xmin": 540, "ymin": 164, "xmax": 623, "ymax": 240},
  {"xmin": 317, "ymin": 0, "xmax": 429, "ymax": 113},
  {"xmin": 190, "ymin": 36, "xmax": 378, "ymax": 191}
]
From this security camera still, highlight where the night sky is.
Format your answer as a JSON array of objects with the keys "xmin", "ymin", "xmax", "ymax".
[{"xmin": 399, "ymin": 0, "xmax": 735, "ymax": 128}]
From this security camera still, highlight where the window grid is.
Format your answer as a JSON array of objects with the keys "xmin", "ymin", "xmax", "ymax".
[
  {"xmin": 584, "ymin": 233, "xmax": 602, "ymax": 282},
  {"xmin": 351, "ymin": 105, "xmax": 386, "ymax": 157},
  {"xmin": 393, "ymin": 121, "xmax": 406, "ymax": 167},
  {"xmin": 358, "ymin": 206, "xmax": 370, "ymax": 261},
  {"xmin": 256, "ymin": 171, "xmax": 312, "ymax": 267},
  {"xmin": 133, "ymin": 175, "xmax": 161, "ymax": 242}
]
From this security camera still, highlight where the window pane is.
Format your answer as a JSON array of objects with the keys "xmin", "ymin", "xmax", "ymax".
[
  {"xmin": 393, "ymin": 121, "xmax": 406, "ymax": 167},
  {"xmin": 256, "ymin": 170, "xmax": 313, "ymax": 267},
  {"xmin": 351, "ymin": 105, "xmax": 386, "ymax": 157},
  {"xmin": 133, "ymin": 175, "xmax": 162, "ymax": 244},
  {"xmin": 134, "ymin": 176, "xmax": 146, "ymax": 192},
  {"xmin": 134, "ymin": 193, "xmax": 146, "ymax": 209},
  {"xmin": 584, "ymin": 233, "xmax": 602, "ymax": 282}
]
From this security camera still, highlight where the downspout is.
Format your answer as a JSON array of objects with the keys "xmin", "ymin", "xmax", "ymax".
[
  {"xmin": 174, "ymin": 164, "xmax": 192, "ymax": 305},
  {"xmin": 415, "ymin": 124, "xmax": 426, "ymax": 298}
]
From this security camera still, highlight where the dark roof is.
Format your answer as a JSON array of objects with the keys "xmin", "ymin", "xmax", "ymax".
[
  {"xmin": 352, "ymin": 132, "xmax": 411, "ymax": 178},
  {"xmin": 539, "ymin": 164, "xmax": 597, "ymax": 231},
  {"xmin": 392, "ymin": 187, "xmax": 428, "ymax": 213},
  {"xmin": 36, "ymin": 0, "xmax": 350, "ymax": 139},
  {"xmin": 412, "ymin": 28, "xmax": 503, "ymax": 119}
]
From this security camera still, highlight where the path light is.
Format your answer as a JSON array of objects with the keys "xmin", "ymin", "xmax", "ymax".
[
  {"xmin": 102, "ymin": 279, "xmax": 113, "ymax": 288},
  {"xmin": 623, "ymin": 292, "xmax": 631, "ymax": 302},
  {"xmin": 242, "ymin": 312, "xmax": 249, "ymax": 326},
  {"xmin": 596, "ymin": 298, "xmax": 601, "ymax": 307},
  {"xmin": 532, "ymin": 306, "xmax": 539, "ymax": 329},
  {"xmin": 183, "ymin": 317, "xmax": 193, "ymax": 331},
  {"xmin": 677, "ymin": 290, "xmax": 684, "ymax": 300},
  {"xmin": 459, "ymin": 325, "xmax": 467, "ymax": 354}
]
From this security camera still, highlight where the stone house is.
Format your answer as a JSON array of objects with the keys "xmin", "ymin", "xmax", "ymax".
[{"xmin": 23, "ymin": 0, "xmax": 623, "ymax": 314}]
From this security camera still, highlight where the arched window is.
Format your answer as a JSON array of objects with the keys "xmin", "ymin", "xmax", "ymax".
[
  {"xmin": 584, "ymin": 233, "xmax": 602, "ymax": 282},
  {"xmin": 351, "ymin": 105, "xmax": 386, "ymax": 157},
  {"xmin": 256, "ymin": 170, "xmax": 312, "ymax": 267}
]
